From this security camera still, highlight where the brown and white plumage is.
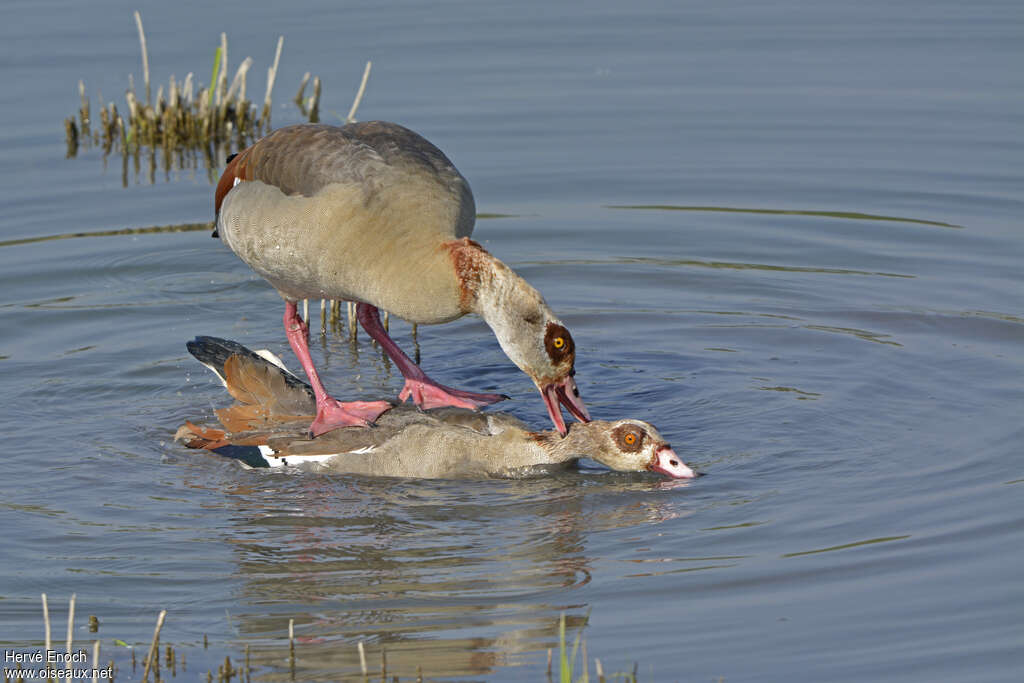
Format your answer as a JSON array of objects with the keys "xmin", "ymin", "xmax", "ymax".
[
  {"xmin": 176, "ymin": 338, "xmax": 696, "ymax": 480},
  {"xmin": 214, "ymin": 122, "xmax": 589, "ymax": 436}
]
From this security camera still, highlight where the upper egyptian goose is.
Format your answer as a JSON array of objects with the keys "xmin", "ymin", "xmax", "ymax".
[
  {"xmin": 214, "ymin": 122, "xmax": 589, "ymax": 437},
  {"xmin": 177, "ymin": 336, "xmax": 696, "ymax": 480}
]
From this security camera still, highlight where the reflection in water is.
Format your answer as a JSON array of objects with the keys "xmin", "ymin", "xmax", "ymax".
[{"xmin": 184, "ymin": 471, "xmax": 695, "ymax": 679}]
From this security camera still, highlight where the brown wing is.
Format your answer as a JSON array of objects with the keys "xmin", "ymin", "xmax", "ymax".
[
  {"xmin": 219, "ymin": 353, "xmax": 315, "ymax": 421},
  {"xmin": 214, "ymin": 122, "xmax": 474, "ymax": 234}
]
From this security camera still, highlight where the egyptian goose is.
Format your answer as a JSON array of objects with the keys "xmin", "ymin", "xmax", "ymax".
[
  {"xmin": 177, "ymin": 336, "xmax": 696, "ymax": 480},
  {"xmin": 214, "ymin": 122, "xmax": 589, "ymax": 437}
]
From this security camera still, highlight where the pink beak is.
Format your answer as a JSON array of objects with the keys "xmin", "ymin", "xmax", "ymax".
[
  {"xmin": 541, "ymin": 375, "xmax": 591, "ymax": 437},
  {"xmin": 648, "ymin": 446, "xmax": 697, "ymax": 479}
]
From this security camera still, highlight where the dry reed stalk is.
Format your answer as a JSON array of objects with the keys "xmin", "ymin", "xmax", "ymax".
[
  {"xmin": 42, "ymin": 594, "xmax": 52, "ymax": 680},
  {"xmin": 140, "ymin": 610, "xmax": 166, "ymax": 683},
  {"xmin": 288, "ymin": 618, "xmax": 295, "ymax": 664},
  {"xmin": 183, "ymin": 72, "xmax": 194, "ymax": 105},
  {"xmin": 346, "ymin": 61, "xmax": 372, "ymax": 122},
  {"xmin": 222, "ymin": 57, "xmax": 253, "ymax": 125},
  {"xmin": 133, "ymin": 11, "xmax": 150, "ymax": 106},
  {"xmin": 309, "ymin": 76, "xmax": 321, "ymax": 123},
  {"xmin": 217, "ymin": 33, "xmax": 229, "ymax": 108},
  {"xmin": 78, "ymin": 80, "xmax": 90, "ymax": 128},
  {"xmin": 294, "ymin": 72, "xmax": 311, "ymax": 106},
  {"xmin": 65, "ymin": 594, "xmax": 76, "ymax": 682},
  {"xmin": 261, "ymin": 36, "xmax": 284, "ymax": 127},
  {"xmin": 168, "ymin": 75, "xmax": 179, "ymax": 110},
  {"xmin": 92, "ymin": 640, "xmax": 100, "ymax": 683},
  {"xmin": 358, "ymin": 641, "xmax": 367, "ymax": 676}
]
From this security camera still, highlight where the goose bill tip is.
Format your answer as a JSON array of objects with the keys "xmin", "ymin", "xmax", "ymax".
[
  {"xmin": 541, "ymin": 376, "xmax": 590, "ymax": 437},
  {"xmin": 649, "ymin": 446, "xmax": 697, "ymax": 479}
]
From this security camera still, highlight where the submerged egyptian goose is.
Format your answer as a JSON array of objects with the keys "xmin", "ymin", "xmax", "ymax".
[
  {"xmin": 177, "ymin": 337, "xmax": 696, "ymax": 480},
  {"xmin": 214, "ymin": 122, "xmax": 589, "ymax": 437}
]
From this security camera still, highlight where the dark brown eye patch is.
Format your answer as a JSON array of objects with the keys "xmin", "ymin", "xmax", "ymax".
[
  {"xmin": 544, "ymin": 322, "xmax": 575, "ymax": 365},
  {"xmin": 611, "ymin": 424, "xmax": 645, "ymax": 452}
]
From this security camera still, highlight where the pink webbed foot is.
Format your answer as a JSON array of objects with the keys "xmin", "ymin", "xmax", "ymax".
[
  {"xmin": 309, "ymin": 398, "xmax": 392, "ymax": 438},
  {"xmin": 399, "ymin": 378, "xmax": 509, "ymax": 411}
]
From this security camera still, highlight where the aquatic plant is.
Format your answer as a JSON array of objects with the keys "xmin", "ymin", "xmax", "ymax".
[
  {"xmin": 62, "ymin": 11, "xmax": 370, "ymax": 187},
  {"xmin": 24, "ymin": 595, "xmax": 639, "ymax": 682}
]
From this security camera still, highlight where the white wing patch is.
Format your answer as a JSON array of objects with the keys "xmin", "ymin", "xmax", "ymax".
[
  {"xmin": 198, "ymin": 361, "xmax": 229, "ymax": 389},
  {"xmin": 255, "ymin": 445, "xmax": 375, "ymax": 469},
  {"xmin": 254, "ymin": 349, "xmax": 300, "ymax": 378}
]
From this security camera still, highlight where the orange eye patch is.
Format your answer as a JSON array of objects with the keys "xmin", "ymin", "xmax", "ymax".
[{"xmin": 612, "ymin": 425, "xmax": 645, "ymax": 452}]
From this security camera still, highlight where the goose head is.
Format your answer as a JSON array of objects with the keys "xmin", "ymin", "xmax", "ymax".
[
  {"xmin": 525, "ymin": 318, "xmax": 590, "ymax": 438},
  {"xmin": 561, "ymin": 419, "xmax": 697, "ymax": 479},
  {"xmin": 454, "ymin": 238, "xmax": 591, "ymax": 436},
  {"xmin": 490, "ymin": 293, "xmax": 590, "ymax": 436}
]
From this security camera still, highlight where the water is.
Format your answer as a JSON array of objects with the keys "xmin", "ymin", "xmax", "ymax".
[{"xmin": 1, "ymin": 0, "xmax": 1022, "ymax": 680}]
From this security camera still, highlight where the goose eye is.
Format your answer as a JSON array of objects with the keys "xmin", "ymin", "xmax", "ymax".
[
  {"xmin": 553, "ymin": 337, "xmax": 565, "ymax": 349},
  {"xmin": 624, "ymin": 433, "xmax": 636, "ymax": 445}
]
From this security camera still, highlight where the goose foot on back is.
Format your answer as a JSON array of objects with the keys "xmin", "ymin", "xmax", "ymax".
[
  {"xmin": 284, "ymin": 300, "xmax": 391, "ymax": 436},
  {"xmin": 357, "ymin": 303, "xmax": 509, "ymax": 410}
]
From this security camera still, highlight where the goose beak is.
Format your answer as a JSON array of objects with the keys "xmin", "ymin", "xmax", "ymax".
[
  {"xmin": 541, "ymin": 375, "xmax": 591, "ymax": 437},
  {"xmin": 648, "ymin": 446, "xmax": 697, "ymax": 479}
]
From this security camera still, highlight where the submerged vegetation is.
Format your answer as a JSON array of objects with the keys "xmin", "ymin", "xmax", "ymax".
[{"xmin": 63, "ymin": 11, "xmax": 370, "ymax": 187}]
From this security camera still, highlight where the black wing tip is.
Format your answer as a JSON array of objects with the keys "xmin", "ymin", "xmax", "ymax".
[
  {"xmin": 186, "ymin": 335, "xmax": 251, "ymax": 369},
  {"xmin": 185, "ymin": 335, "xmax": 315, "ymax": 398}
]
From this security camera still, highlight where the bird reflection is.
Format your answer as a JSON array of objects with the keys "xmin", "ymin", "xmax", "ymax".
[{"xmin": 182, "ymin": 464, "xmax": 694, "ymax": 679}]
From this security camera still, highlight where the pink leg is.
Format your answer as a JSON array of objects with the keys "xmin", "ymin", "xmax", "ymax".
[
  {"xmin": 284, "ymin": 301, "xmax": 390, "ymax": 437},
  {"xmin": 356, "ymin": 303, "xmax": 508, "ymax": 410}
]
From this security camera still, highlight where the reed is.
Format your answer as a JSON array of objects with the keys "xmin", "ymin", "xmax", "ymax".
[
  {"xmin": 65, "ymin": 593, "xmax": 76, "ymax": 683},
  {"xmin": 555, "ymin": 611, "xmax": 636, "ymax": 683},
  {"xmin": 28, "ymin": 601, "xmax": 637, "ymax": 681},
  {"xmin": 140, "ymin": 609, "xmax": 166, "ymax": 683},
  {"xmin": 261, "ymin": 37, "xmax": 284, "ymax": 127},
  {"xmin": 41, "ymin": 594, "xmax": 52, "ymax": 681},
  {"xmin": 288, "ymin": 617, "xmax": 295, "ymax": 678},
  {"xmin": 65, "ymin": 12, "xmax": 324, "ymax": 182}
]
